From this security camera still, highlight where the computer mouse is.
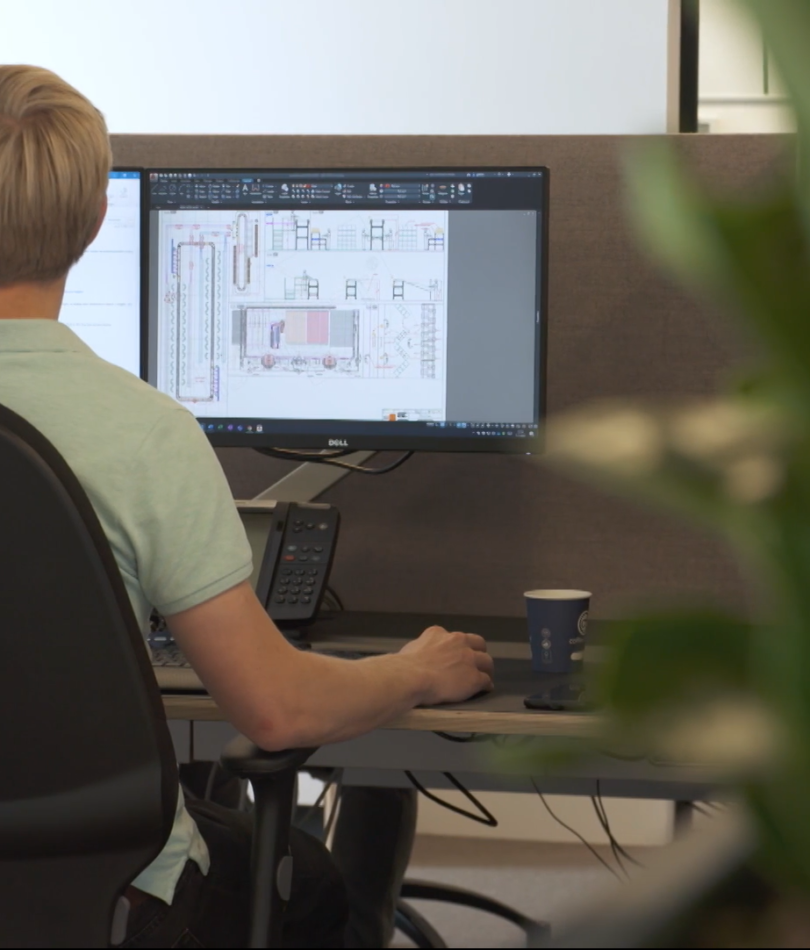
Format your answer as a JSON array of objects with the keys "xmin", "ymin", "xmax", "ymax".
[{"xmin": 466, "ymin": 687, "xmax": 492, "ymax": 702}]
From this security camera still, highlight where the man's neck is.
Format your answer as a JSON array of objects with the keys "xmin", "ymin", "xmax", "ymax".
[{"xmin": 0, "ymin": 278, "xmax": 67, "ymax": 321}]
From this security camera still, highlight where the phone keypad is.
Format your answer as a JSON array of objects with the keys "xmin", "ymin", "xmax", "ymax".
[
  {"xmin": 274, "ymin": 565, "xmax": 323, "ymax": 603},
  {"xmin": 267, "ymin": 506, "xmax": 339, "ymax": 624}
]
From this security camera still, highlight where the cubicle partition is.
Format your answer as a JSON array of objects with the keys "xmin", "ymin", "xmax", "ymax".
[{"xmin": 112, "ymin": 134, "xmax": 792, "ymax": 619}]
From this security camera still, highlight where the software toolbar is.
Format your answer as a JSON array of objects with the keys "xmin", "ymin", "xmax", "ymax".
[{"xmin": 149, "ymin": 175, "xmax": 475, "ymax": 207}]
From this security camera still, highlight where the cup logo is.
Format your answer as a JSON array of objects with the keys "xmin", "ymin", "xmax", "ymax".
[{"xmin": 577, "ymin": 611, "xmax": 588, "ymax": 636}]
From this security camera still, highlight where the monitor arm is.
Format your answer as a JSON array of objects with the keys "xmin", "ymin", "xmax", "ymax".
[{"xmin": 250, "ymin": 452, "xmax": 375, "ymax": 504}]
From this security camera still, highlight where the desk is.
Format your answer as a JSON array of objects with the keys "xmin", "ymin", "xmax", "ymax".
[
  {"xmin": 164, "ymin": 612, "xmax": 720, "ymax": 805},
  {"xmin": 165, "ymin": 611, "xmax": 595, "ymax": 737}
]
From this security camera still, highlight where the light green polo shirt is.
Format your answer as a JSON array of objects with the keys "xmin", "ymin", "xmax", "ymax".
[{"xmin": 0, "ymin": 320, "xmax": 254, "ymax": 903}]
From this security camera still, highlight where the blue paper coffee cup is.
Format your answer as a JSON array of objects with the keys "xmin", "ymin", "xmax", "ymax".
[{"xmin": 524, "ymin": 589, "xmax": 591, "ymax": 674}]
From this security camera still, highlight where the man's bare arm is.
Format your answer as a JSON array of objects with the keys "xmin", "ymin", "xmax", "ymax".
[{"xmin": 165, "ymin": 581, "xmax": 493, "ymax": 751}]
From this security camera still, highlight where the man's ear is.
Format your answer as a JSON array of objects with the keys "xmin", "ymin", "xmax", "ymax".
[{"xmin": 87, "ymin": 194, "xmax": 108, "ymax": 245}]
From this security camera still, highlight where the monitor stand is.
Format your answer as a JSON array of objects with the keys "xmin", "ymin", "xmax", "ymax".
[{"xmin": 250, "ymin": 452, "xmax": 375, "ymax": 504}]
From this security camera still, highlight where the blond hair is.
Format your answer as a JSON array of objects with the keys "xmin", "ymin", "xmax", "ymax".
[{"xmin": 0, "ymin": 65, "xmax": 111, "ymax": 286}]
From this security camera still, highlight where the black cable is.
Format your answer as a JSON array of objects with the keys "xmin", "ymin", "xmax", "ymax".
[
  {"xmin": 591, "ymin": 779, "xmax": 644, "ymax": 874},
  {"xmin": 256, "ymin": 446, "xmax": 414, "ymax": 475},
  {"xmin": 591, "ymin": 797, "xmax": 629, "ymax": 878},
  {"xmin": 405, "ymin": 771, "xmax": 498, "ymax": 827},
  {"xmin": 324, "ymin": 585, "xmax": 344, "ymax": 611},
  {"xmin": 530, "ymin": 779, "xmax": 623, "ymax": 882},
  {"xmin": 256, "ymin": 447, "xmax": 354, "ymax": 461},
  {"xmin": 594, "ymin": 782, "xmax": 644, "ymax": 870},
  {"xmin": 433, "ymin": 731, "xmax": 490, "ymax": 744}
]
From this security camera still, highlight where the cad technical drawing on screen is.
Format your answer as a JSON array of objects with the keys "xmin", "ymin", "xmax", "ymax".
[
  {"xmin": 147, "ymin": 168, "xmax": 547, "ymax": 452},
  {"xmin": 154, "ymin": 207, "xmax": 449, "ymax": 424}
]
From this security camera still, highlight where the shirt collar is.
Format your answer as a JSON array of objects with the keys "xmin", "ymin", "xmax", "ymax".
[{"xmin": 0, "ymin": 320, "xmax": 95, "ymax": 355}]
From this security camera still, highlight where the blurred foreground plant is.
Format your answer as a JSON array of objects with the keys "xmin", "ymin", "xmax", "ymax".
[{"xmin": 536, "ymin": 0, "xmax": 810, "ymax": 895}]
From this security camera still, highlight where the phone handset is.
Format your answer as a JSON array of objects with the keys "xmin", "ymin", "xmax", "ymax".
[{"xmin": 243, "ymin": 500, "xmax": 340, "ymax": 627}]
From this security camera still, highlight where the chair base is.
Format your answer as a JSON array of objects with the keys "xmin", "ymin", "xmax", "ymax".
[
  {"xmin": 395, "ymin": 900, "xmax": 448, "ymax": 949},
  {"xmin": 397, "ymin": 878, "xmax": 549, "ymax": 948}
]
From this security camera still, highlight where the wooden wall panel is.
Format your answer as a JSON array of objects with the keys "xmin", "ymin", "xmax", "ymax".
[{"xmin": 111, "ymin": 134, "xmax": 792, "ymax": 618}]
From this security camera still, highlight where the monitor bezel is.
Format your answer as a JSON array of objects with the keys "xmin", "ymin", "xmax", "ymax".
[{"xmin": 145, "ymin": 165, "xmax": 549, "ymax": 455}]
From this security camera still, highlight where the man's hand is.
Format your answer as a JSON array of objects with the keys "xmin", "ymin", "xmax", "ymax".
[
  {"xmin": 168, "ymin": 583, "xmax": 495, "ymax": 748},
  {"xmin": 398, "ymin": 626, "xmax": 494, "ymax": 705}
]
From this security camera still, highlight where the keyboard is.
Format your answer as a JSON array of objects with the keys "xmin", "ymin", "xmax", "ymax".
[
  {"xmin": 149, "ymin": 639, "xmax": 378, "ymax": 692},
  {"xmin": 150, "ymin": 641, "xmax": 206, "ymax": 692}
]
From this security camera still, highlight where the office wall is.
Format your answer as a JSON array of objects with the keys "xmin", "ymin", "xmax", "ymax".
[
  {"xmin": 3, "ymin": 0, "xmax": 677, "ymax": 134},
  {"xmin": 112, "ymin": 132, "xmax": 792, "ymax": 620}
]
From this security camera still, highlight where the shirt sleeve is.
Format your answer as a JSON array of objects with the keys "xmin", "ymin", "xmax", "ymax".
[{"xmin": 121, "ymin": 407, "xmax": 254, "ymax": 616}]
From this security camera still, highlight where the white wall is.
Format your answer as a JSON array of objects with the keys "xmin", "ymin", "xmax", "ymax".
[
  {"xmin": 1, "ymin": 0, "xmax": 676, "ymax": 134},
  {"xmin": 698, "ymin": 0, "xmax": 796, "ymax": 133}
]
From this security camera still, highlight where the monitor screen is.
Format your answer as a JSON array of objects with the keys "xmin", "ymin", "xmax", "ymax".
[
  {"xmin": 59, "ymin": 169, "xmax": 143, "ymax": 377},
  {"xmin": 146, "ymin": 167, "xmax": 547, "ymax": 453}
]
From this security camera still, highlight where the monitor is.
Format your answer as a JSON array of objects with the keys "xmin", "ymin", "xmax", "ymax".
[
  {"xmin": 145, "ymin": 167, "xmax": 548, "ymax": 453},
  {"xmin": 59, "ymin": 168, "xmax": 144, "ymax": 378}
]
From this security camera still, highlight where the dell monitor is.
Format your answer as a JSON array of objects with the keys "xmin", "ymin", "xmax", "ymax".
[
  {"xmin": 59, "ymin": 169, "xmax": 144, "ymax": 377},
  {"xmin": 145, "ymin": 166, "xmax": 547, "ymax": 453}
]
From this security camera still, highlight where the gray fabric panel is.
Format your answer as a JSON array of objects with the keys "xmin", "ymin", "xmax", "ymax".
[{"xmin": 114, "ymin": 134, "xmax": 794, "ymax": 619}]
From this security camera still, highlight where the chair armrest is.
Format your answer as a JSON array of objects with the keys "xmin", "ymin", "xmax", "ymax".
[{"xmin": 220, "ymin": 736, "xmax": 317, "ymax": 780}]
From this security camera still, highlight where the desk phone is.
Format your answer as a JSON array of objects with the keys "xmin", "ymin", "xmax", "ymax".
[{"xmin": 237, "ymin": 500, "xmax": 341, "ymax": 626}]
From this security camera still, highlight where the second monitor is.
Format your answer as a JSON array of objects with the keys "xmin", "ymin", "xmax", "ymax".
[
  {"xmin": 60, "ymin": 168, "xmax": 143, "ymax": 377},
  {"xmin": 146, "ymin": 167, "xmax": 548, "ymax": 454}
]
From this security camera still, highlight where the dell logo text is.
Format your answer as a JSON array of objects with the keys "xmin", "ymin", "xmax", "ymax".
[{"xmin": 328, "ymin": 439, "xmax": 349, "ymax": 448}]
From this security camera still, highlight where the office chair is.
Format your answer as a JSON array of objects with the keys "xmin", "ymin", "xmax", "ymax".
[
  {"xmin": 216, "ymin": 754, "xmax": 542, "ymax": 950},
  {"xmin": 395, "ymin": 882, "xmax": 540, "ymax": 948},
  {"xmin": 0, "ymin": 401, "xmax": 541, "ymax": 948},
  {"xmin": 0, "ymin": 403, "xmax": 309, "ymax": 949}
]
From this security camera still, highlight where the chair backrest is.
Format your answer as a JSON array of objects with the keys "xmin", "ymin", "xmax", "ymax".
[{"xmin": 0, "ymin": 403, "xmax": 178, "ymax": 948}]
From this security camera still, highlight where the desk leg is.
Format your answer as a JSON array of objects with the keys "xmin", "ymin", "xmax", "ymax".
[{"xmin": 674, "ymin": 800, "xmax": 694, "ymax": 838}]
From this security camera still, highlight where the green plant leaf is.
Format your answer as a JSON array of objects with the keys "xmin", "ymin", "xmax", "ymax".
[
  {"xmin": 488, "ymin": 736, "xmax": 600, "ymax": 777},
  {"xmin": 624, "ymin": 144, "xmax": 731, "ymax": 290},
  {"xmin": 746, "ymin": 753, "xmax": 810, "ymax": 893},
  {"xmin": 625, "ymin": 149, "xmax": 810, "ymax": 402},
  {"xmin": 589, "ymin": 612, "xmax": 789, "ymax": 778},
  {"xmin": 543, "ymin": 399, "xmax": 780, "ymax": 553},
  {"xmin": 596, "ymin": 609, "xmax": 755, "ymax": 717},
  {"xmin": 706, "ymin": 198, "xmax": 810, "ymax": 402}
]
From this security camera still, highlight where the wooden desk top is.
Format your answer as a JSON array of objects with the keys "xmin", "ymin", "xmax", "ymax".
[
  {"xmin": 163, "ymin": 695, "xmax": 598, "ymax": 736},
  {"xmin": 163, "ymin": 611, "xmax": 603, "ymax": 737}
]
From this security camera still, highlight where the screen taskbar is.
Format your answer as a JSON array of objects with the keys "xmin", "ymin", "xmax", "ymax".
[{"xmin": 196, "ymin": 418, "xmax": 541, "ymax": 451}]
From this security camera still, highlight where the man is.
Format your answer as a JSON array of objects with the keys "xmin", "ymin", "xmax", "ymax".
[{"xmin": 0, "ymin": 65, "xmax": 494, "ymax": 948}]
